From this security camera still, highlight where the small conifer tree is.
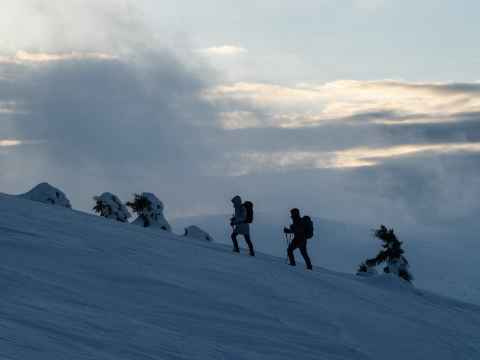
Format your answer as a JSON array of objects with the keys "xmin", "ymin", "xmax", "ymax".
[
  {"xmin": 93, "ymin": 193, "xmax": 131, "ymax": 222},
  {"xmin": 357, "ymin": 225, "xmax": 413, "ymax": 282},
  {"xmin": 126, "ymin": 193, "xmax": 171, "ymax": 231},
  {"xmin": 126, "ymin": 194, "xmax": 151, "ymax": 227}
]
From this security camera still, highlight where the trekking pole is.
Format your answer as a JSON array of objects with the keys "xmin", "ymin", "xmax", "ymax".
[{"xmin": 284, "ymin": 232, "xmax": 290, "ymax": 264}]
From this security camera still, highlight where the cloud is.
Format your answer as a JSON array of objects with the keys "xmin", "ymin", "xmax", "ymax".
[
  {"xmin": 0, "ymin": 139, "xmax": 46, "ymax": 147},
  {"xmin": 2, "ymin": 2, "xmax": 480, "ymax": 228},
  {"xmin": 210, "ymin": 88, "xmax": 480, "ymax": 225},
  {"xmin": 0, "ymin": 51, "xmax": 116, "ymax": 64},
  {"xmin": 0, "ymin": 49, "xmax": 226, "ymax": 212},
  {"xmin": 1, "ymin": 2, "xmax": 480, "ymax": 238},
  {"xmin": 218, "ymin": 111, "xmax": 262, "ymax": 130},
  {"xmin": 197, "ymin": 45, "xmax": 248, "ymax": 56},
  {"xmin": 0, "ymin": 101, "xmax": 19, "ymax": 114},
  {"xmin": 206, "ymin": 80, "xmax": 480, "ymax": 129},
  {"xmin": 3, "ymin": 50, "xmax": 480, "ymax": 226},
  {"xmin": 0, "ymin": 139, "xmax": 23, "ymax": 147},
  {"xmin": 229, "ymin": 142, "xmax": 480, "ymax": 175}
]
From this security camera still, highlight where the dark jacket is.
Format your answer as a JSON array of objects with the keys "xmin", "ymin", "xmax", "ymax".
[{"xmin": 285, "ymin": 217, "xmax": 306, "ymax": 241}]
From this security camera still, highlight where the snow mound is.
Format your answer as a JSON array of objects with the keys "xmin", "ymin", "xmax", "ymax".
[
  {"xmin": 1, "ymin": 193, "xmax": 480, "ymax": 359},
  {"xmin": 18, "ymin": 182, "xmax": 71, "ymax": 208},
  {"xmin": 183, "ymin": 225, "xmax": 213, "ymax": 242},
  {"xmin": 130, "ymin": 192, "xmax": 171, "ymax": 231},
  {"xmin": 93, "ymin": 192, "xmax": 131, "ymax": 222}
]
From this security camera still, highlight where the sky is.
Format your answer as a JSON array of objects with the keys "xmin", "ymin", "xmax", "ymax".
[{"xmin": 1, "ymin": 0, "xmax": 480, "ymax": 228}]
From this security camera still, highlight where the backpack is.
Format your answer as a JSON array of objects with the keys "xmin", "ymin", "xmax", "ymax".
[
  {"xmin": 302, "ymin": 216, "xmax": 314, "ymax": 239},
  {"xmin": 243, "ymin": 201, "xmax": 254, "ymax": 224}
]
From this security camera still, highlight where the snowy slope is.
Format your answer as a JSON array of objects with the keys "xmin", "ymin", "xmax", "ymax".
[
  {"xmin": 173, "ymin": 212, "xmax": 377, "ymax": 271},
  {"xmin": 1, "ymin": 193, "xmax": 480, "ymax": 360},
  {"xmin": 173, "ymin": 213, "xmax": 480, "ymax": 305}
]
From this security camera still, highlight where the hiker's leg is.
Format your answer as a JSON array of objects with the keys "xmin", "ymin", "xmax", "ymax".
[
  {"xmin": 231, "ymin": 232, "xmax": 240, "ymax": 252},
  {"xmin": 287, "ymin": 242, "xmax": 296, "ymax": 266},
  {"xmin": 244, "ymin": 234, "xmax": 255, "ymax": 256},
  {"xmin": 300, "ymin": 243, "xmax": 312, "ymax": 270}
]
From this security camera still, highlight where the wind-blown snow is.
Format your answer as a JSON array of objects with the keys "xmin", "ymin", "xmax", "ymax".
[{"xmin": 1, "ymin": 194, "xmax": 479, "ymax": 359}]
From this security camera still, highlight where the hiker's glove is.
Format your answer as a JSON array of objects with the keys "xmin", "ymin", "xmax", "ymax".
[{"xmin": 283, "ymin": 227, "xmax": 289, "ymax": 234}]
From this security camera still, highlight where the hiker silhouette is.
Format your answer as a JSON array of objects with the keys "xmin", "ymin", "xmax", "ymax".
[
  {"xmin": 229, "ymin": 195, "xmax": 255, "ymax": 256},
  {"xmin": 284, "ymin": 208, "xmax": 313, "ymax": 270}
]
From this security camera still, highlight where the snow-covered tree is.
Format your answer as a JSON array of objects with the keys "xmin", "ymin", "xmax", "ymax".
[
  {"xmin": 357, "ymin": 225, "xmax": 413, "ymax": 282},
  {"xmin": 93, "ymin": 192, "xmax": 131, "ymax": 223},
  {"xmin": 126, "ymin": 193, "xmax": 171, "ymax": 231},
  {"xmin": 183, "ymin": 225, "xmax": 213, "ymax": 242},
  {"xmin": 19, "ymin": 182, "xmax": 72, "ymax": 208}
]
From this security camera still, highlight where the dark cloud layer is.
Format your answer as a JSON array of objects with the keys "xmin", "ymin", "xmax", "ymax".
[
  {"xmin": 4, "ymin": 54, "xmax": 214, "ymax": 170},
  {"xmin": 2, "ymin": 54, "xmax": 480, "ymax": 228},
  {"xmin": 380, "ymin": 81, "xmax": 480, "ymax": 95},
  {"xmin": 0, "ymin": 52, "xmax": 228, "ymax": 213},
  {"xmin": 219, "ymin": 111, "xmax": 480, "ymax": 155}
]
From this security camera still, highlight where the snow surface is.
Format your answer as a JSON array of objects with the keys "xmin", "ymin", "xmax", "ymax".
[
  {"xmin": 18, "ymin": 182, "xmax": 71, "ymax": 208},
  {"xmin": 1, "ymin": 193, "xmax": 480, "ymax": 359},
  {"xmin": 173, "ymin": 213, "xmax": 480, "ymax": 305}
]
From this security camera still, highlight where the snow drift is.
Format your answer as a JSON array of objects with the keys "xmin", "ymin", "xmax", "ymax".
[
  {"xmin": 183, "ymin": 225, "xmax": 213, "ymax": 242},
  {"xmin": 1, "ymin": 193, "xmax": 479, "ymax": 359},
  {"xmin": 18, "ymin": 182, "xmax": 71, "ymax": 208}
]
